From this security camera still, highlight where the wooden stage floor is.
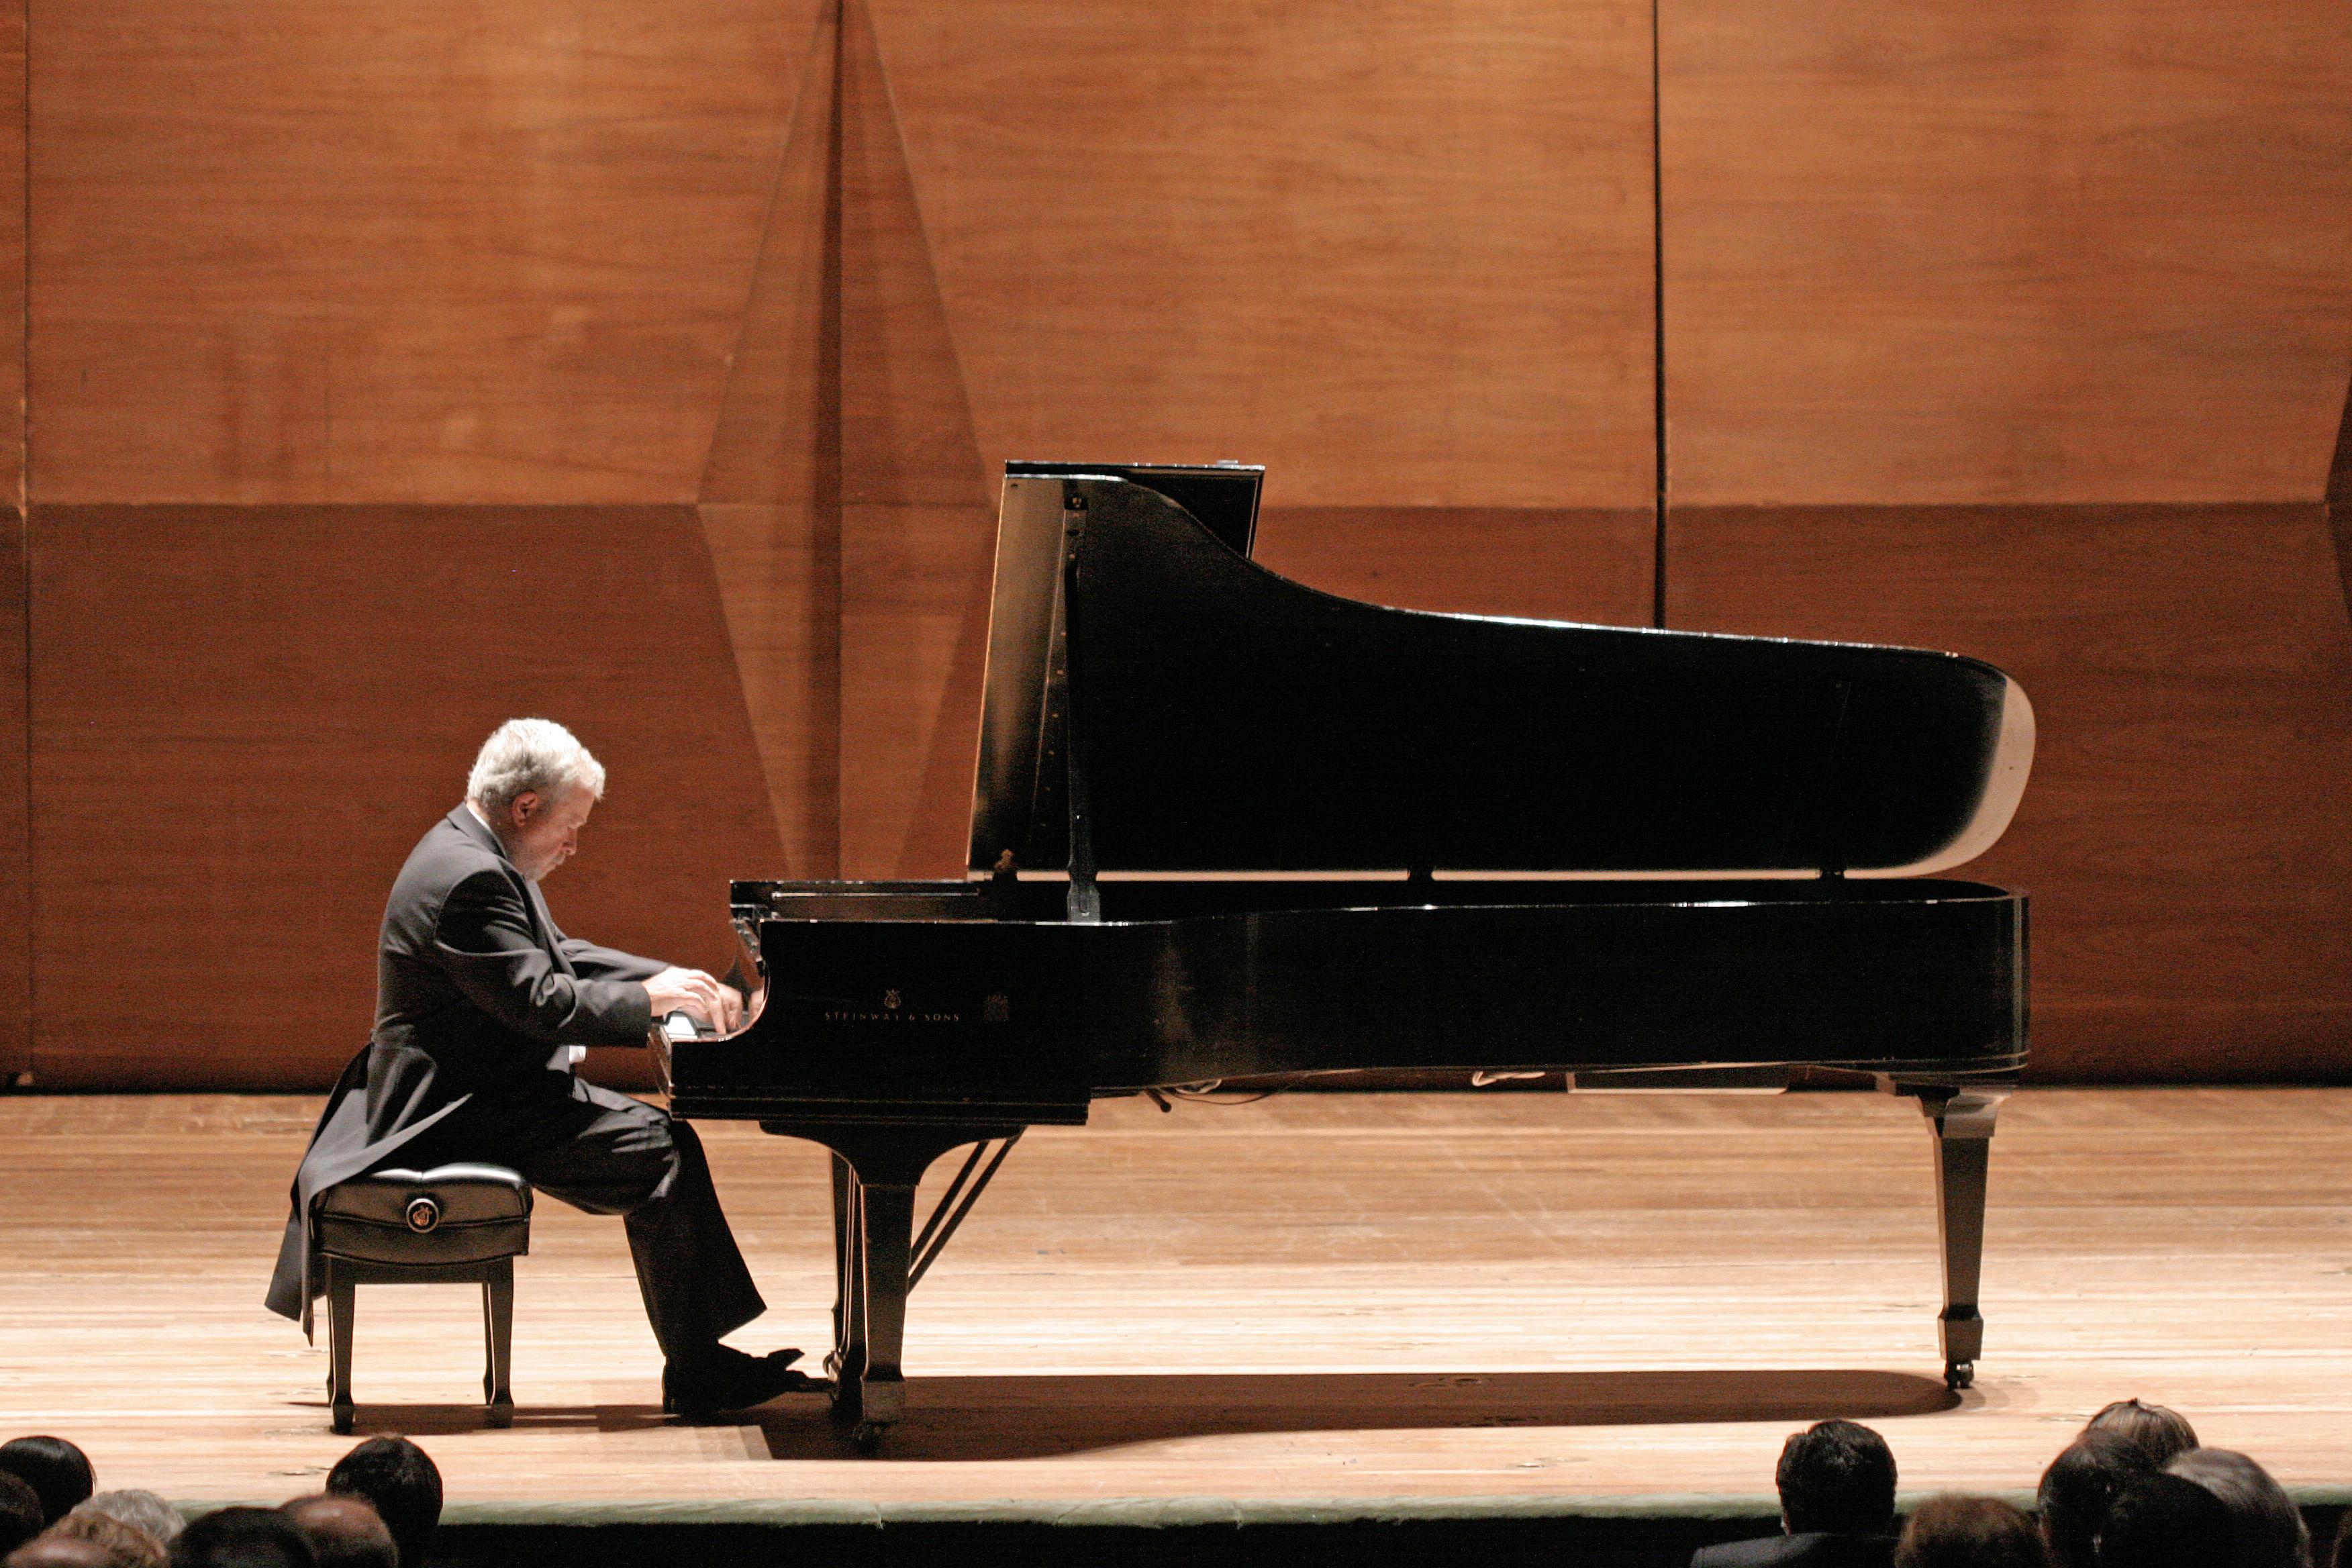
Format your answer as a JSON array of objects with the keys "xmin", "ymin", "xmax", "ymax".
[{"xmin": 1, "ymin": 1087, "xmax": 2347, "ymax": 1522}]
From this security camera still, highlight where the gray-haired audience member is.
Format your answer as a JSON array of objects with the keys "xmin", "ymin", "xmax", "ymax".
[
  {"xmin": 2098, "ymin": 1473, "xmax": 2236, "ymax": 1568},
  {"xmin": 164, "ymin": 1509, "xmax": 313, "ymax": 1568},
  {"xmin": 0, "ymin": 1440, "xmax": 95, "ymax": 1528},
  {"xmin": 2086, "ymin": 1400, "xmax": 2199, "ymax": 1467},
  {"xmin": 1892, "ymin": 1496, "xmax": 2045, "ymax": 1568},
  {"xmin": 322, "ymin": 1440, "xmax": 439, "ymax": 1568},
  {"xmin": 277, "ymin": 1499, "xmax": 393, "ymax": 1568},
  {"xmin": 43, "ymin": 1511, "xmax": 163, "ymax": 1568},
  {"xmin": 2165, "ymin": 1448, "xmax": 2309, "ymax": 1568},
  {"xmin": 1692, "ymin": 1420, "xmax": 1899, "ymax": 1567},
  {"xmin": 2039, "ymin": 1430, "xmax": 2159, "ymax": 1568},
  {"xmin": 66, "ymin": 1498, "xmax": 182, "ymax": 1550},
  {"xmin": 0, "ymin": 1477, "xmax": 43, "ymax": 1559}
]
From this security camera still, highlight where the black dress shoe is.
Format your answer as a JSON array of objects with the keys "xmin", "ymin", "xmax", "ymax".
[{"xmin": 662, "ymin": 1346, "xmax": 823, "ymax": 1418}]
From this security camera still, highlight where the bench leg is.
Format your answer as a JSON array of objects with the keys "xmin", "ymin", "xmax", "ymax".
[
  {"xmin": 327, "ymin": 1260, "xmax": 356, "ymax": 1434},
  {"xmin": 482, "ymin": 1260, "xmax": 514, "ymax": 1428}
]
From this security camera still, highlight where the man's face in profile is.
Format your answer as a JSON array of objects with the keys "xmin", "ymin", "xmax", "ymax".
[{"xmin": 501, "ymin": 785, "xmax": 595, "ymax": 882}]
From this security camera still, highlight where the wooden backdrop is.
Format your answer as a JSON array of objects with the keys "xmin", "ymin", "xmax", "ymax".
[{"xmin": 0, "ymin": 0, "xmax": 2345, "ymax": 1089}]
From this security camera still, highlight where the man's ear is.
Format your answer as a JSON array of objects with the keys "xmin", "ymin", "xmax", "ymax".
[{"xmin": 510, "ymin": 790, "xmax": 541, "ymax": 826}]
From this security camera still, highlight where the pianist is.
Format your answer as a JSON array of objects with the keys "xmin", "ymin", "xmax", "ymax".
[{"xmin": 264, "ymin": 718, "xmax": 812, "ymax": 1418}]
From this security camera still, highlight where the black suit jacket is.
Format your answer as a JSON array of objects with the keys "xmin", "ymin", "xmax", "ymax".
[
  {"xmin": 1692, "ymin": 1533, "xmax": 1897, "ymax": 1568},
  {"xmin": 265, "ymin": 806, "xmax": 663, "ymax": 1325}
]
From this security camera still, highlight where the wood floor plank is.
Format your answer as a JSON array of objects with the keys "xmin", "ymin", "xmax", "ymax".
[{"xmin": 0, "ymin": 1088, "xmax": 2345, "ymax": 1510}]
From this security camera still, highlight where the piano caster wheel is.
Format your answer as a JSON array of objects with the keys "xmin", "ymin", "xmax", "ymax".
[
  {"xmin": 850, "ymin": 1421, "xmax": 887, "ymax": 1455},
  {"xmin": 331, "ymin": 1402, "xmax": 354, "ymax": 1436},
  {"xmin": 1945, "ymin": 1361, "xmax": 1975, "ymax": 1392}
]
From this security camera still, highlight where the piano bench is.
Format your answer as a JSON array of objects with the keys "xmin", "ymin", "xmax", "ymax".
[{"xmin": 314, "ymin": 1164, "xmax": 534, "ymax": 1434}]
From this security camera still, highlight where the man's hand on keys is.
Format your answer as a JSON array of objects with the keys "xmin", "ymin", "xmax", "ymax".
[{"xmin": 645, "ymin": 966, "xmax": 744, "ymax": 1032}]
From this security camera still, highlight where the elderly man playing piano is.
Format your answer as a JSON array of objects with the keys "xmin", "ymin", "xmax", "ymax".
[{"xmin": 265, "ymin": 718, "xmax": 812, "ymax": 1417}]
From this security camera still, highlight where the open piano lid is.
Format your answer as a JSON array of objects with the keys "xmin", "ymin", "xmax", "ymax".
[{"xmin": 968, "ymin": 465, "xmax": 2034, "ymax": 884}]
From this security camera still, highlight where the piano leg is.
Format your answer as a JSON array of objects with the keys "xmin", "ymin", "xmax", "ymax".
[
  {"xmin": 826, "ymin": 1153, "xmax": 861, "ymax": 1391},
  {"xmin": 794, "ymin": 1127, "xmax": 1023, "ymax": 1449},
  {"xmin": 1918, "ymin": 1089, "xmax": 2005, "ymax": 1391},
  {"xmin": 850, "ymin": 1179, "xmax": 918, "ymax": 1446}
]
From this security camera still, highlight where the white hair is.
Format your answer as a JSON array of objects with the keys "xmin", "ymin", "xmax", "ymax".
[
  {"xmin": 465, "ymin": 718, "xmax": 606, "ymax": 815},
  {"xmin": 70, "ymin": 1491, "xmax": 186, "ymax": 1545}
]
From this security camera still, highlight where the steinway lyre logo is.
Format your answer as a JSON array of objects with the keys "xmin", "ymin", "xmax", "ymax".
[{"xmin": 883, "ymin": 989, "xmax": 901, "ymax": 1010}]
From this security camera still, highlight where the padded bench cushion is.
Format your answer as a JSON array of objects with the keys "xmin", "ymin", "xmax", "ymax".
[{"xmin": 316, "ymin": 1164, "xmax": 533, "ymax": 1267}]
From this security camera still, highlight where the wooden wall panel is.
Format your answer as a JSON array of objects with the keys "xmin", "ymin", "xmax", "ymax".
[
  {"xmin": 790, "ymin": 0, "xmax": 1666, "ymax": 879},
  {"xmin": 1669, "ymin": 504, "xmax": 2352, "ymax": 1081},
  {"xmin": 28, "ymin": 0, "xmax": 812, "ymax": 503},
  {"xmin": 699, "ymin": 0, "xmax": 840, "ymax": 877},
  {"xmin": 0, "ymin": 0, "xmax": 23, "ymax": 1085},
  {"xmin": 865, "ymin": 0, "xmax": 1658, "ymax": 512},
  {"xmin": 834, "ymin": 0, "xmax": 993, "ymax": 880},
  {"xmin": 27, "ymin": 506, "xmax": 779, "ymax": 1091},
  {"xmin": 1255, "ymin": 508, "xmax": 1655, "ymax": 627},
  {"xmin": 1660, "ymin": 0, "xmax": 2352, "ymax": 505}
]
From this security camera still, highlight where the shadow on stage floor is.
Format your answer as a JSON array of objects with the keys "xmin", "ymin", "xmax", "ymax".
[{"xmin": 308, "ymin": 1368, "xmax": 1958, "ymax": 1457}]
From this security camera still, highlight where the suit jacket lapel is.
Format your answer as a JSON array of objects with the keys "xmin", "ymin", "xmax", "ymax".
[{"xmin": 526, "ymin": 881, "xmax": 576, "ymax": 975}]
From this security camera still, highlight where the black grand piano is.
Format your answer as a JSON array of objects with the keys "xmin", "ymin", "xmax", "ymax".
[{"xmin": 654, "ymin": 462, "xmax": 2033, "ymax": 1448}]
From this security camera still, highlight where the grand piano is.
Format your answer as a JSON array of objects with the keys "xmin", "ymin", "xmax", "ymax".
[{"xmin": 654, "ymin": 462, "xmax": 2033, "ymax": 1448}]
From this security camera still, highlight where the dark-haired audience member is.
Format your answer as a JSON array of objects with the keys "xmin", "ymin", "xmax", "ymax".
[
  {"xmin": 2099, "ymin": 1473, "xmax": 2237, "ymax": 1568},
  {"xmin": 66, "ymin": 1501, "xmax": 181, "ymax": 1552},
  {"xmin": 2085, "ymin": 1400, "xmax": 2199, "ymax": 1468},
  {"xmin": 1693, "ymin": 1420, "xmax": 1900, "ymax": 1567},
  {"xmin": 0, "ymin": 1476, "xmax": 44, "ymax": 1559},
  {"xmin": 2329, "ymin": 1509, "xmax": 2350, "ymax": 1568},
  {"xmin": 44, "ymin": 1512, "xmax": 164, "ymax": 1568},
  {"xmin": 322, "ymin": 1441, "xmax": 438, "ymax": 1568},
  {"xmin": 1893, "ymin": 1496, "xmax": 2047, "ymax": 1568},
  {"xmin": 0, "ymin": 1440, "xmax": 95, "ymax": 1527},
  {"xmin": 277, "ymin": 1499, "xmax": 392, "ymax": 1568},
  {"xmin": 4, "ymin": 1536, "xmax": 115, "ymax": 1568},
  {"xmin": 2040, "ymin": 1431, "xmax": 2159, "ymax": 1568},
  {"xmin": 165, "ymin": 1509, "xmax": 313, "ymax": 1568},
  {"xmin": 2166, "ymin": 1449, "xmax": 2308, "ymax": 1568}
]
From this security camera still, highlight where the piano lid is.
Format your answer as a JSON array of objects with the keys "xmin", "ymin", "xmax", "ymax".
[{"xmin": 967, "ymin": 467, "xmax": 2034, "ymax": 883}]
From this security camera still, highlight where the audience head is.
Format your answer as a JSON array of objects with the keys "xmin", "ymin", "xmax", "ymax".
[
  {"xmin": 0, "ymin": 1440, "xmax": 95, "ymax": 1527},
  {"xmin": 322, "ymin": 1441, "xmax": 438, "ymax": 1568},
  {"xmin": 0, "ymin": 1477, "xmax": 43, "ymax": 1559},
  {"xmin": 1775, "ymin": 1420, "xmax": 1898, "ymax": 1537},
  {"xmin": 2099, "ymin": 1472, "xmax": 2237, "ymax": 1568},
  {"xmin": 1895, "ymin": 1495, "xmax": 2047, "ymax": 1568},
  {"xmin": 165, "ymin": 1509, "xmax": 313, "ymax": 1568},
  {"xmin": 4, "ymin": 1538, "xmax": 117, "ymax": 1568},
  {"xmin": 65, "ymin": 1502, "xmax": 179, "ymax": 1552},
  {"xmin": 2040, "ymin": 1430, "xmax": 2159, "ymax": 1568},
  {"xmin": 2086, "ymin": 1400, "xmax": 2200, "ymax": 1467},
  {"xmin": 275, "ymin": 1500, "xmax": 391, "ymax": 1568},
  {"xmin": 2166, "ymin": 1448, "xmax": 2308, "ymax": 1568},
  {"xmin": 44, "ymin": 1512, "xmax": 163, "ymax": 1568}
]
